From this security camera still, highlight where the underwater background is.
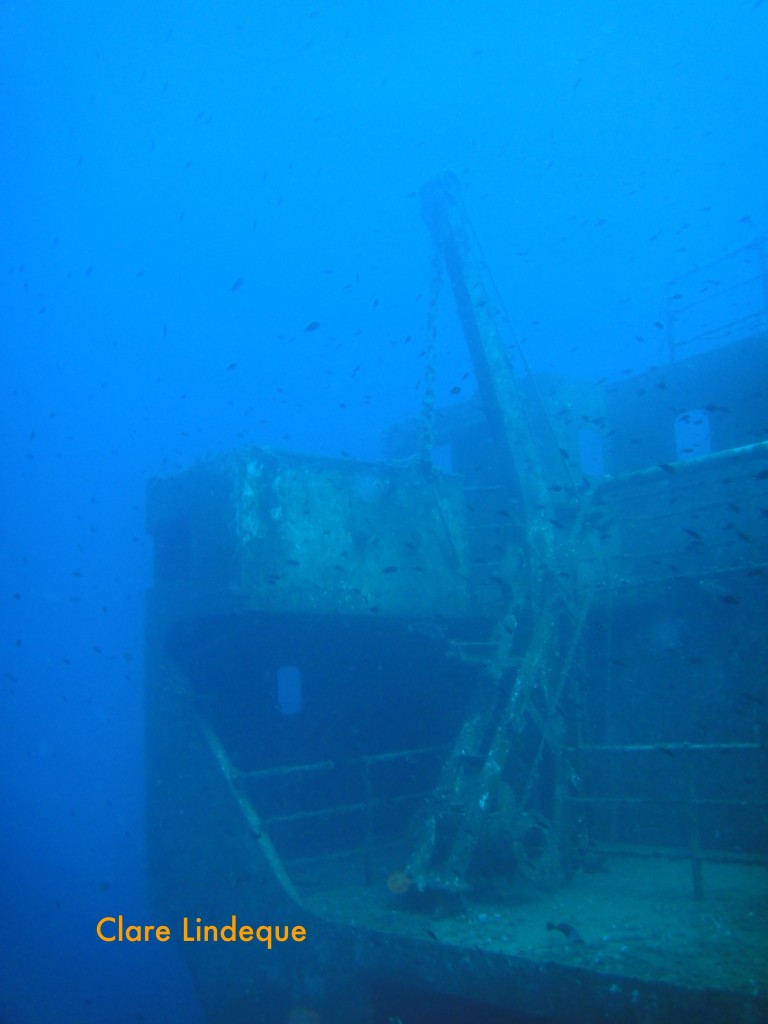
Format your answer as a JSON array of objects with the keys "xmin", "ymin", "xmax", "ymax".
[{"xmin": 2, "ymin": 2, "xmax": 767, "ymax": 1022}]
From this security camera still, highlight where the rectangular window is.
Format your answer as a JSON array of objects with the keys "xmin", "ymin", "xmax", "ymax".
[
  {"xmin": 578, "ymin": 428, "xmax": 605, "ymax": 477},
  {"xmin": 277, "ymin": 665, "xmax": 302, "ymax": 715}
]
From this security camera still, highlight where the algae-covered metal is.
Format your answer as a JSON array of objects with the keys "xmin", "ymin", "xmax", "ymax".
[{"xmin": 147, "ymin": 447, "xmax": 478, "ymax": 621}]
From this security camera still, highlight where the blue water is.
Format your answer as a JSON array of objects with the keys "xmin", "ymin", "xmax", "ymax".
[{"xmin": 2, "ymin": 2, "xmax": 767, "ymax": 1021}]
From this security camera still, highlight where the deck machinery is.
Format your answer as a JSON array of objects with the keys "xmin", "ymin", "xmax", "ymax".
[{"xmin": 145, "ymin": 176, "xmax": 768, "ymax": 1023}]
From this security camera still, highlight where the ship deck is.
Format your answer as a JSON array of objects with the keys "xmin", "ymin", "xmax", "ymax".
[{"xmin": 301, "ymin": 853, "xmax": 768, "ymax": 1008}]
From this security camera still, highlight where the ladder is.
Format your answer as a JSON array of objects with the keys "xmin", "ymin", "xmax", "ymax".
[{"xmin": 406, "ymin": 555, "xmax": 590, "ymax": 890}]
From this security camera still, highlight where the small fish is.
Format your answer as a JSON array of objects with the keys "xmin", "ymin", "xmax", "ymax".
[
  {"xmin": 426, "ymin": 929, "xmax": 439, "ymax": 941},
  {"xmin": 741, "ymin": 691, "xmax": 767, "ymax": 707},
  {"xmin": 382, "ymin": 566, "xmax": 398, "ymax": 574},
  {"xmin": 231, "ymin": 276, "xmax": 244, "ymax": 291},
  {"xmin": 304, "ymin": 321, "xmax": 321, "ymax": 333},
  {"xmin": 546, "ymin": 921, "xmax": 584, "ymax": 943},
  {"xmin": 659, "ymin": 462, "xmax": 676, "ymax": 473},
  {"xmin": 683, "ymin": 528, "xmax": 702, "ymax": 540},
  {"xmin": 721, "ymin": 594, "xmax": 741, "ymax": 605}
]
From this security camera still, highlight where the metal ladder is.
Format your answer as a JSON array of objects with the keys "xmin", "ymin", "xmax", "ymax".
[{"xmin": 406, "ymin": 558, "xmax": 590, "ymax": 891}]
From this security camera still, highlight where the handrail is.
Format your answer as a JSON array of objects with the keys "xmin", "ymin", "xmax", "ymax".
[
  {"xmin": 233, "ymin": 744, "xmax": 448, "ymax": 780},
  {"xmin": 566, "ymin": 741, "xmax": 761, "ymax": 754}
]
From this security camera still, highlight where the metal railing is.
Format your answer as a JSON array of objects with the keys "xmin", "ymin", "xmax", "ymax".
[
  {"xmin": 565, "ymin": 739, "xmax": 766, "ymax": 899},
  {"xmin": 665, "ymin": 238, "xmax": 768, "ymax": 360}
]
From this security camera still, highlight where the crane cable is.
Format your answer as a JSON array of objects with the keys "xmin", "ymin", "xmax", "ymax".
[
  {"xmin": 453, "ymin": 187, "xmax": 583, "ymax": 500},
  {"xmin": 418, "ymin": 254, "xmax": 443, "ymax": 476}
]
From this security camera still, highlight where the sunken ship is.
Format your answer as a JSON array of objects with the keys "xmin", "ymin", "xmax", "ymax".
[{"xmin": 145, "ymin": 175, "xmax": 768, "ymax": 1024}]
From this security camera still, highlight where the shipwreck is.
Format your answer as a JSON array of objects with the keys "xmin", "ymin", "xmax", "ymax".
[{"xmin": 145, "ymin": 175, "xmax": 768, "ymax": 1024}]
